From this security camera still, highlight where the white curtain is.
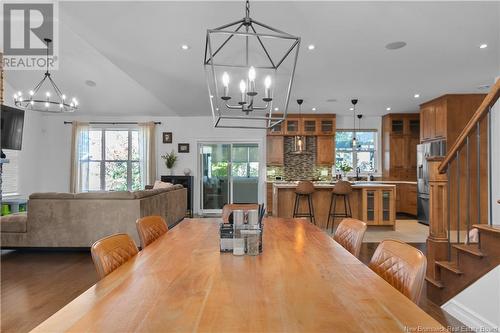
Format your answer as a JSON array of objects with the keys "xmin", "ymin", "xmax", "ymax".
[
  {"xmin": 138, "ymin": 122, "xmax": 157, "ymax": 187},
  {"xmin": 69, "ymin": 121, "xmax": 90, "ymax": 193}
]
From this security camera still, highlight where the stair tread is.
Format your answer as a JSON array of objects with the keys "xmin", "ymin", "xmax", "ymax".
[
  {"xmin": 425, "ymin": 276, "xmax": 444, "ymax": 289},
  {"xmin": 436, "ymin": 261, "xmax": 463, "ymax": 275},
  {"xmin": 472, "ymin": 224, "xmax": 500, "ymax": 235},
  {"xmin": 452, "ymin": 244, "xmax": 485, "ymax": 257}
]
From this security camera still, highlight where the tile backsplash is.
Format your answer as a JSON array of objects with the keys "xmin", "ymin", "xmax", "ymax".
[{"xmin": 266, "ymin": 136, "xmax": 332, "ymax": 181}]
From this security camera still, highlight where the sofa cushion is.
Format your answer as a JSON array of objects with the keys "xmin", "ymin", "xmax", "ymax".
[
  {"xmin": 0, "ymin": 212, "xmax": 28, "ymax": 233},
  {"xmin": 74, "ymin": 191, "xmax": 136, "ymax": 200},
  {"xmin": 30, "ymin": 192, "xmax": 76, "ymax": 199},
  {"xmin": 29, "ymin": 186, "xmax": 185, "ymax": 201}
]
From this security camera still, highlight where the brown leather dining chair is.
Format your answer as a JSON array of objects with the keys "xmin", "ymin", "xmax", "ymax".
[
  {"xmin": 136, "ymin": 216, "xmax": 168, "ymax": 249},
  {"xmin": 333, "ymin": 218, "xmax": 367, "ymax": 258},
  {"xmin": 91, "ymin": 234, "xmax": 139, "ymax": 279},
  {"xmin": 368, "ymin": 240, "xmax": 427, "ymax": 303}
]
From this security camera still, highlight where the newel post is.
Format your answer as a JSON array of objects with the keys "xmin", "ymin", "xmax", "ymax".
[{"xmin": 426, "ymin": 158, "xmax": 449, "ymax": 281}]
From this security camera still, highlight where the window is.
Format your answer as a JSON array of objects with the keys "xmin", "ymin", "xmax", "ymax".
[
  {"xmin": 231, "ymin": 144, "xmax": 259, "ymax": 178},
  {"xmin": 1, "ymin": 150, "xmax": 19, "ymax": 195},
  {"xmin": 335, "ymin": 130, "xmax": 377, "ymax": 173},
  {"xmin": 80, "ymin": 128, "xmax": 141, "ymax": 191}
]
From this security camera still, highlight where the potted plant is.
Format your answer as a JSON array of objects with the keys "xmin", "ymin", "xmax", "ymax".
[
  {"xmin": 161, "ymin": 150, "xmax": 178, "ymax": 175},
  {"xmin": 336, "ymin": 161, "xmax": 353, "ymax": 180}
]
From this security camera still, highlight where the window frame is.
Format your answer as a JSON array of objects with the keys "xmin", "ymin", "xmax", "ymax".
[
  {"xmin": 335, "ymin": 129, "xmax": 378, "ymax": 175},
  {"xmin": 84, "ymin": 127, "xmax": 140, "ymax": 192}
]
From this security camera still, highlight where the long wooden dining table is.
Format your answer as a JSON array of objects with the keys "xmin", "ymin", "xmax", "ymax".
[{"xmin": 32, "ymin": 218, "xmax": 445, "ymax": 332}]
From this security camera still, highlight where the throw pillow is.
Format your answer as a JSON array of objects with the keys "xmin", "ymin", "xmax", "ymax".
[{"xmin": 153, "ymin": 180, "xmax": 173, "ymax": 189}]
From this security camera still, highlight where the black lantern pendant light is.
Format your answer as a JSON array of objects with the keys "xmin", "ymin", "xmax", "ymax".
[
  {"xmin": 292, "ymin": 99, "xmax": 307, "ymax": 154},
  {"xmin": 204, "ymin": 0, "xmax": 301, "ymax": 129},
  {"xmin": 351, "ymin": 99, "xmax": 358, "ymax": 148},
  {"xmin": 356, "ymin": 114, "xmax": 363, "ymax": 149}
]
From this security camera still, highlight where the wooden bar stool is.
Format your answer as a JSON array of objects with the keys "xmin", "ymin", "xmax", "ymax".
[
  {"xmin": 326, "ymin": 180, "xmax": 352, "ymax": 232},
  {"xmin": 293, "ymin": 180, "xmax": 316, "ymax": 224}
]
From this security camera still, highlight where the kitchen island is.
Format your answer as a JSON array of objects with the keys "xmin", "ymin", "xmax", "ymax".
[{"xmin": 272, "ymin": 182, "xmax": 396, "ymax": 229}]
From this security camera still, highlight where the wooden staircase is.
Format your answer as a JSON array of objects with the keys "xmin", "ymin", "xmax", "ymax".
[
  {"xmin": 426, "ymin": 224, "xmax": 500, "ymax": 305},
  {"xmin": 425, "ymin": 79, "xmax": 500, "ymax": 306}
]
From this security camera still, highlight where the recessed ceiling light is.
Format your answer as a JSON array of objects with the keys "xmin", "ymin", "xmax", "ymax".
[
  {"xmin": 308, "ymin": 44, "xmax": 315, "ymax": 50},
  {"xmin": 85, "ymin": 80, "xmax": 96, "ymax": 87},
  {"xmin": 312, "ymin": 107, "xmax": 316, "ymax": 111},
  {"xmin": 414, "ymin": 94, "xmax": 420, "ymax": 98},
  {"xmin": 349, "ymin": 107, "xmax": 354, "ymax": 111},
  {"xmin": 385, "ymin": 41, "xmax": 407, "ymax": 50},
  {"xmin": 274, "ymin": 107, "xmax": 279, "ymax": 111},
  {"xmin": 326, "ymin": 98, "xmax": 337, "ymax": 103},
  {"xmin": 181, "ymin": 44, "xmax": 190, "ymax": 50},
  {"xmin": 479, "ymin": 44, "xmax": 488, "ymax": 49},
  {"xmin": 386, "ymin": 107, "xmax": 391, "ymax": 111}
]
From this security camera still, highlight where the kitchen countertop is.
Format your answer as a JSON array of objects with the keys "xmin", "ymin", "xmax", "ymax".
[
  {"xmin": 266, "ymin": 180, "xmax": 417, "ymax": 185},
  {"xmin": 272, "ymin": 182, "xmax": 397, "ymax": 189}
]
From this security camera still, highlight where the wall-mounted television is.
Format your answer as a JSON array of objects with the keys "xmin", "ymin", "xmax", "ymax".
[{"xmin": 1, "ymin": 105, "xmax": 25, "ymax": 150}]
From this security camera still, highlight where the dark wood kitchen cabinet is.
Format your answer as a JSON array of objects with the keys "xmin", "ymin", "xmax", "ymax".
[
  {"xmin": 266, "ymin": 136, "xmax": 284, "ymax": 165},
  {"xmin": 266, "ymin": 114, "xmax": 336, "ymax": 136},
  {"xmin": 316, "ymin": 136, "xmax": 334, "ymax": 165},
  {"xmin": 382, "ymin": 113, "xmax": 420, "ymax": 181},
  {"xmin": 419, "ymin": 94, "xmax": 485, "ymax": 144},
  {"xmin": 266, "ymin": 114, "xmax": 336, "ymax": 167}
]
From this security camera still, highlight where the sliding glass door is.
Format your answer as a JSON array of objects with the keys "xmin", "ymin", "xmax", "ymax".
[
  {"xmin": 200, "ymin": 144, "xmax": 231, "ymax": 213},
  {"xmin": 200, "ymin": 143, "xmax": 259, "ymax": 214}
]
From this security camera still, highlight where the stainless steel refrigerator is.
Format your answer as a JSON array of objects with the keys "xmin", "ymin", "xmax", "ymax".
[{"xmin": 417, "ymin": 140, "xmax": 446, "ymax": 225}]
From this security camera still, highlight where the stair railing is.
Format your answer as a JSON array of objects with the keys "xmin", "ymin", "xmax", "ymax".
[{"xmin": 438, "ymin": 80, "xmax": 500, "ymax": 259}]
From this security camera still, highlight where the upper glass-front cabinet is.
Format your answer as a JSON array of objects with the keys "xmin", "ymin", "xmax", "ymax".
[
  {"xmin": 391, "ymin": 120, "xmax": 404, "ymax": 134},
  {"xmin": 285, "ymin": 119, "xmax": 300, "ymax": 135},
  {"xmin": 268, "ymin": 122, "xmax": 283, "ymax": 135},
  {"xmin": 320, "ymin": 120, "xmax": 334, "ymax": 135},
  {"xmin": 303, "ymin": 120, "xmax": 317, "ymax": 135}
]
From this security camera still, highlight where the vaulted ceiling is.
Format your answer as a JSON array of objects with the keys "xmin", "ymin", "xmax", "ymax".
[{"xmin": 4, "ymin": 1, "xmax": 500, "ymax": 117}]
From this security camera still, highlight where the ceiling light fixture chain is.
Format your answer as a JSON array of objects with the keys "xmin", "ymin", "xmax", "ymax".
[
  {"xmin": 204, "ymin": 0, "xmax": 300, "ymax": 129},
  {"xmin": 14, "ymin": 38, "xmax": 78, "ymax": 113}
]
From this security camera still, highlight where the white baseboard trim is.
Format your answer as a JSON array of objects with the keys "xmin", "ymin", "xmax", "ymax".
[{"xmin": 442, "ymin": 299, "xmax": 498, "ymax": 330}]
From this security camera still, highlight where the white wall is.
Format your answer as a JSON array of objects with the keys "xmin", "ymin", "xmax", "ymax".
[
  {"xmin": 3, "ymin": 82, "xmax": 46, "ymax": 196},
  {"xmin": 16, "ymin": 114, "xmax": 266, "ymax": 215},
  {"xmin": 336, "ymin": 115, "xmax": 383, "ymax": 175},
  {"xmin": 443, "ymin": 265, "xmax": 500, "ymax": 330}
]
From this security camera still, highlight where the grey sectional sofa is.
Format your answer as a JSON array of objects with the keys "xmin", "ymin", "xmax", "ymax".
[{"xmin": 0, "ymin": 186, "xmax": 187, "ymax": 248}]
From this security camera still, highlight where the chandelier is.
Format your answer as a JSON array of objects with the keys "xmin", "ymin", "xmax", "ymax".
[
  {"xmin": 13, "ymin": 38, "xmax": 78, "ymax": 113},
  {"xmin": 204, "ymin": 0, "xmax": 300, "ymax": 129}
]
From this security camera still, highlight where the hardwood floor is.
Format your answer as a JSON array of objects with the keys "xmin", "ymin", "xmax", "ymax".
[
  {"xmin": 1, "ymin": 243, "xmax": 466, "ymax": 333},
  {"xmin": 0, "ymin": 250, "xmax": 97, "ymax": 333}
]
